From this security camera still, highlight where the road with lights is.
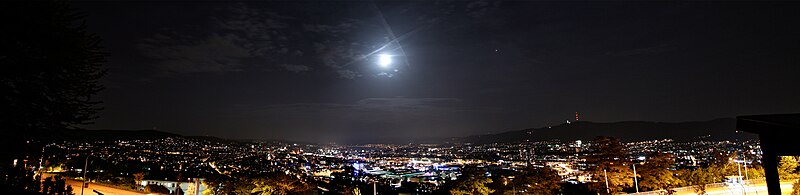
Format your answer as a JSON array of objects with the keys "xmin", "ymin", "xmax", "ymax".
[
  {"xmin": 63, "ymin": 179, "xmax": 148, "ymax": 195},
  {"xmin": 674, "ymin": 182, "xmax": 793, "ymax": 195}
]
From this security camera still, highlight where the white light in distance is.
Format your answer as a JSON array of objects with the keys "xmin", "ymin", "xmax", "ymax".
[{"xmin": 378, "ymin": 54, "xmax": 392, "ymax": 68}]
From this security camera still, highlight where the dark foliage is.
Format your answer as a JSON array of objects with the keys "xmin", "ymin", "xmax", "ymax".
[
  {"xmin": 145, "ymin": 184, "xmax": 171, "ymax": 194},
  {"xmin": 0, "ymin": 0, "xmax": 107, "ymax": 192},
  {"xmin": 1, "ymin": 0, "xmax": 108, "ymax": 177},
  {"xmin": 1, "ymin": 0, "xmax": 107, "ymax": 133}
]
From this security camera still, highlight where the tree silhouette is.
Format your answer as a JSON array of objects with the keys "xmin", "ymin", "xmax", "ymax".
[
  {"xmin": 0, "ymin": 0, "xmax": 108, "ymax": 179},
  {"xmin": 706, "ymin": 153, "xmax": 738, "ymax": 181},
  {"xmin": 228, "ymin": 177, "xmax": 255, "ymax": 195},
  {"xmin": 200, "ymin": 173, "xmax": 227, "ymax": 195},
  {"xmin": 587, "ymin": 136, "xmax": 626, "ymax": 164},
  {"xmin": 65, "ymin": 185, "xmax": 74, "ymax": 195},
  {"xmin": 679, "ymin": 168, "xmax": 714, "ymax": 195},
  {"xmin": 174, "ymin": 173, "xmax": 183, "ymax": 195},
  {"xmin": 1, "ymin": 0, "xmax": 107, "ymax": 131},
  {"xmin": 448, "ymin": 166, "xmax": 494, "ymax": 195},
  {"xmin": 42, "ymin": 177, "xmax": 53, "ymax": 194},
  {"xmin": 638, "ymin": 152, "xmax": 680, "ymax": 191},
  {"xmin": 201, "ymin": 173, "xmax": 260, "ymax": 195},
  {"xmin": 54, "ymin": 175, "xmax": 66, "ymax": 195},
  {"xmin": 745, "ymin": 163, "xmax": 766, "ymax": 179},
  {"xmin": 145, "ymin": 184, "xmax": 171, "ymax": 194},
  {"xmin": 586, "ymin": 136, "xmax": 633, "ymax": 194},
  {"xmin": 133, "ymin": 172, "xmax": 145, "ymax": 189},
  {"xmin": 510, "ymin": 166, "xmax": 562, "ymax": 194},
  {"xmin": 251, "ymin": 172, "xmax": 312, "ymax": 195},
  {"xmin": 173, "ymin": 187, "xmax": 184, "ymax": 195},
  {"xmin": 779, "ymin": 156, "xmax": 800, "ymax": 180},
  {"xmin": 30, "ymin": 174, "xmax": 42, "ymax": 192}
]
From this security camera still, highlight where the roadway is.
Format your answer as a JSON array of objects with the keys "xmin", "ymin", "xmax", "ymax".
[
  {"xmin": 676, "ymin": 182, "xmax": 793, "ymax": 195},
  {"xmin": 63, "ymin": 179, "xmax": 149, "ymax": 195},
  {"xmin": 41, "ymin": 173, "xmax": 147, "ymax": 195}
]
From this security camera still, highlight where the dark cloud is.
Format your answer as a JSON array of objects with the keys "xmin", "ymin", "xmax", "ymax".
[
  {"xmin": 336, "ymin": 70, "xmax": 358, "ymax": 79},
  {"xmin": 136, "ymin": 3, "xmax": 293, "ymax": 75},
  {"xmin": 281, "ymin": 64, "xmax": 311, "ymax": 73},
  {"xmin": 214, "ymin": 3, "xmax": 292, "ymax": 57},
  {"xmin": 136, "ymin": 3, "xmax": 376, "ymax": 77},
  {"xmin": 605, "ymin": 43, "xmax": 679, "ymax": 57},
  {"xmin": 137, "ymin": 33, "xmax": 250, "ymax": 74},
  {"xmin": 465, "ymin": 0, "xmax": 498, "ymax": 18},
  {"xmin": 302, "ymin": 20, "xmax": 359, "ymax": 34}
]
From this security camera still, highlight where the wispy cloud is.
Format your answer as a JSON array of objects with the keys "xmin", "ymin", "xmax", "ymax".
[
  {"xmin": 137, "ymin": 3, "xmax": 293, "ymax": 76},
  {"xmin": 136, "ymin": 3, "xmax": 385, "ymax": 78},
  {"xmin": 281, "ymin": 64, "xmax": 311, "ymax": 73},
  {"xmin": 466, "ymin": 0, "xmax": 500, "ymax": 18},
  {"xmin": 337, "ymin": 70, "xmax": 359, "ymax": 79},
  {"xmin": 137, "ymin": 33, "xmax": 250, "ymax": 74},
  {"xmin": 135, "ymin": 1, "xmax": 500, "ymax": 79},
  {"xmin": 606, "ymin": 43, "xmax": 679, "ymax": 56}
]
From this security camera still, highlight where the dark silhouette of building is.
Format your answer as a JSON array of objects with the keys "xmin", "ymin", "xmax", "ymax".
[{"xmin": 737, "ymin": 113, "xmax": 800, "ymax": 194}]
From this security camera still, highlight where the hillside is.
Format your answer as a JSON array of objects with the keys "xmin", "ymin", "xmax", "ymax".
[
  {"xmin": 458, "ymin": 118, "xmax": 757, "ymax": 144},
  {"xmin": 21, "ymin": 129, "xmax": 180, "ymax": 142},
  {"xmin": 3, "ymin": 118, "xmax": 760, "ymax": 145}
]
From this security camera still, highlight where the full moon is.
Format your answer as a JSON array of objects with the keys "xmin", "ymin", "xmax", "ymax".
[{"xmin": 378, "ymin": 54, "xmax": 392, "ymax": 68}]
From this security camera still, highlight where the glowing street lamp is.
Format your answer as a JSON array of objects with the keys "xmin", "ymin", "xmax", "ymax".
[
  {"xmin": 81, "ymin": 154, "xmax": 89, "ymax": 195},
  {"xmin": 604, "ymin": 169, "xmax": 610, "ymax": 194},
  {"xmin": 633, "ymin": 163, "xmax": 639, "ymax": 194}
]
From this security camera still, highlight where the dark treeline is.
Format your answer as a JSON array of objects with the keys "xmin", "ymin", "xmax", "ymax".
[{"xmin": 1, "ymin": 0, "xmax": 107, "ymax": 193}]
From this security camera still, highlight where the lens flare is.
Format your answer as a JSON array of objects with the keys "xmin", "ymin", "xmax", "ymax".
[{"xmin": 378, "ymin": 54, "xmax": 392, "ymax": 68}]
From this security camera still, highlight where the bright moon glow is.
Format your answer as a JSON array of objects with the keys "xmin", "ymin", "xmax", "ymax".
[{"xmin": 378, "ymin": 54, "xmax": 392, "ymax": 68}]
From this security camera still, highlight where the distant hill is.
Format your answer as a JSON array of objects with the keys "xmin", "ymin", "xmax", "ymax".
[
  {"xmin": 457, "ymin": 118, "xmax": 757, "ymax": 144},
  {"xmin": 3, "ymin": 118, "xmax": 759, "ymax": 145},
  {"xmin": 189, "ymin": 135, "xmax": 243, "ymax": 144},
  {"xmin": 1, "ymin": 128, "xmax": 180, "ymax": 161},
  {"xmin": 21, "ymin": 129, "xmax": 179, "ymax": 142},
  {"xmin": 334, "ymin": 137, "xmax": 457, "ymax": 145}
]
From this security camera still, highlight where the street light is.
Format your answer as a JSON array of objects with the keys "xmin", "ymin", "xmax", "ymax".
[
  {"xmin": 633, "ymin": 163, "xmax": 639, "ymax": 194},
  {"xmin": 80, "ymin": 154, "xmax": 90, "ymax": 195},
  {"xmin": 604, "ymin": 169, "xmax": 610, "ymax": 194},
  {"xmin": 81, "ymin": 155, "xmax": 87, "ymax": 195},
  {"xmin": 734, "ymin": 158, "xmax": 751, "ymax": 194},
  {"xmin": 743, "ymin": 158, "xmax": 749, "ymax": 180},
  {"xmin": 737, "ymin": 161, "xmax": 742, "ymax": 182},
  {"xmin": 731, "ymin": 158, "xmax": 750, "ymax": 195}
]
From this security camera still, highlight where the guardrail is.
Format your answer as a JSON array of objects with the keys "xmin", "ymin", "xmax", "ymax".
[
  {"xmin": 625, "ymin": 178, "xmax": 766, "ymax": 195},
  {"xmin": 89, "ymin": 181, "xmax": 138, "ymax": 191}
]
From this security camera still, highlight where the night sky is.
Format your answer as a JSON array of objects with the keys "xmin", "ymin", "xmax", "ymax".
[{"xmin": 74, "ymin": 1, "xmax": 800, "ymax": 142}]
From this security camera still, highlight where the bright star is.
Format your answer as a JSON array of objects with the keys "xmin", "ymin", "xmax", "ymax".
[{"xmin": 378, "ymin": 54, "xmax": 392, "ymax": 68}]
